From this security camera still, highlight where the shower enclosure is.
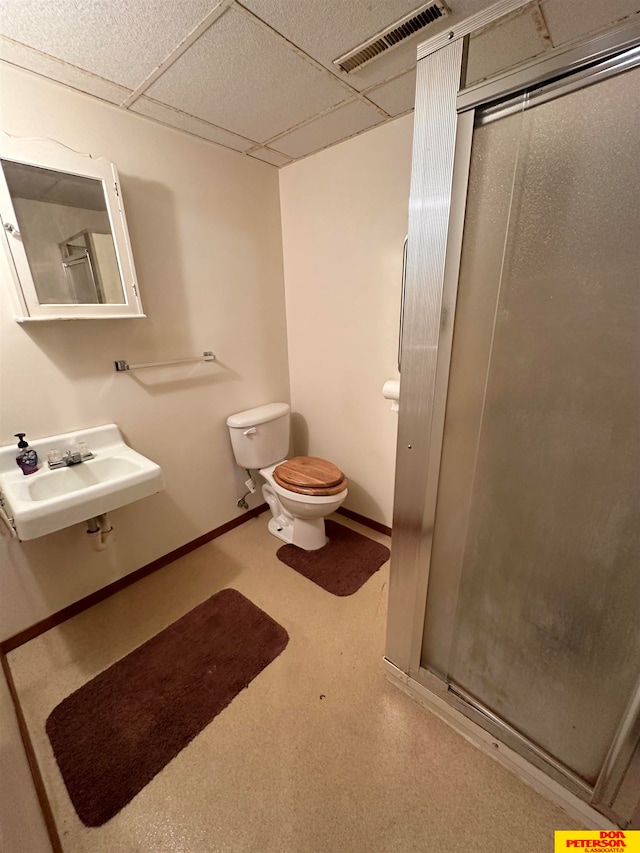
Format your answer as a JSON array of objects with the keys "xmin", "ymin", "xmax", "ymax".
[{"xmin": 386, "ymin": 15, "xmax": 640, "ymax": 829}]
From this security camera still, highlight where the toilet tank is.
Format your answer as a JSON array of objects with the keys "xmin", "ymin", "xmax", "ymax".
[{"xmin": 226, "ymin": 402, "xmax": 290, "ymax": 470}]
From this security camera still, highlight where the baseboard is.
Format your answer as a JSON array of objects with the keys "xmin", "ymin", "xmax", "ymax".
[
  {"xmin": 1, "ymin": 503, "xmax": 268, "ymax": 655},
  {"xmin": 383, "ymin": 658, "xmax": 617, "ymax": 831},
  {"xmin": 1, "ymin": 653, "xmax": 62, "ymax": 852},
  {"xmin": 336, "ymin": 507, "xmax": 392, "ymax": 537}
]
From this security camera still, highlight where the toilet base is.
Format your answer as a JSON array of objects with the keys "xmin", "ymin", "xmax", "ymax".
[
  {"xmin": 267, "ymin": 515, "xmax": 328, "ymax": 551},
  {"xmin": 261, "ymin": 476, "xmax": 336, "ymax": 551}
]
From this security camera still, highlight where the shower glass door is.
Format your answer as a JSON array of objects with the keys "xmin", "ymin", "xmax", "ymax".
[{"xmin": 421, "ymin": 61, "xmax": 640, "ymax": 788}]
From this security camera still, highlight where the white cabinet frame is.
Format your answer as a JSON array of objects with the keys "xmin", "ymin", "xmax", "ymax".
[{"xmin": 0, "ymin": 134, "xmax": 144, "ymax": 321}]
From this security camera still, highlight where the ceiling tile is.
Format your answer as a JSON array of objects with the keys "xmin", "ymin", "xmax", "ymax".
[
  {"xmin": 466, "ymin": 6, "xmax": 551, "ymax": 85},
  {"xmin": 0, "ymin": 0, "xmax": 215, "ymax": 89},
  {"xmin": 365, "ymin": 68, "xmax": 417, "ymax": 116},
  {"xmin": 129, "ymin": 97, "xmax": 254, "ymax": 152},
  {"xmin": 0, "ymin": 39, "xmax": 131, "ymax": 104},
  {"xmin": 146, "ymin": 8, "xmax": 350, "ymax": 142},
  {"xmin": 247, "ymin": 148, "xmax": 292, "ymax": 167},
  {"xmin": 240, "ymin": 0, "xmax": 492, "ymax": 91},
  {"xmin": 540, "ymin": 0, "xmax": 640, "ymax": 46},
  {"xmin": 241, "ymin": 0, "xmax": 435, "ymax": 70},
  {"xmin": 270, "ymin": 100, "xmax": 383, "ymax": 159}
]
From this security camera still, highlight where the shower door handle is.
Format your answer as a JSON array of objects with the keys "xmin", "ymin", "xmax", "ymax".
[{"xmin": 398, "ymin": 235, "xmax": 408, "ymax": 373}]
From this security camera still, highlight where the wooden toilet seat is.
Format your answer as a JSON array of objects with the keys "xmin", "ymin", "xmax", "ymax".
[{"xmin": 273, "ymin": 456, "xmax": 348, "ymax": 496}]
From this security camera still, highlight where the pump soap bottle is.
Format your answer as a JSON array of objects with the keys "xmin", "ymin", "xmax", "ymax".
[{"xmin": 15, "ymin": 433, "xmax": 39, "ymax": 475}]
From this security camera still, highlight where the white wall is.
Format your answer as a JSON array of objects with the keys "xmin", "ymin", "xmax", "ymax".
[
  {"xmin": 0, "ymin": 64, "xmax": 289, "ymax": 641},
  {"xmin": 279, "ymin": 114, "xmax": 414, "ymax": 527}
]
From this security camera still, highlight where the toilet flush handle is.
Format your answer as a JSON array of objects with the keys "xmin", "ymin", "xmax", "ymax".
[{"xmin": 243, "ymin": 428, "xmax": 257, "ymax": 436}]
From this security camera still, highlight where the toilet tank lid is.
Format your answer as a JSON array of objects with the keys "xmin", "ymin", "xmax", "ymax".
[{"xmin": 226, "ymin": 402, "xmax": 290, "ymax": 429}]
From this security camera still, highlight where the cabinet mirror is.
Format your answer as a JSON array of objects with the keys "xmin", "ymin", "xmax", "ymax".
[{"xmin": 0, "ymin": 134, "xmax": 144, "ymax": 321}]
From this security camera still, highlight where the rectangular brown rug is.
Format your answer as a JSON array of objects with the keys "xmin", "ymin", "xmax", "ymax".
[
  {"xmin": 276, "ymin": 519, "xmax": 390, "ymax": 596},
  {"xmin": 46, "ymin": 588, "xmax": 288, "ymax": 827}
]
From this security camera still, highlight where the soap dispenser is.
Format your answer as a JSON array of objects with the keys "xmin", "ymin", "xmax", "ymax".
[{"xmin": 15, "ymin": 433, "xmax": 39, "ymax": 475}]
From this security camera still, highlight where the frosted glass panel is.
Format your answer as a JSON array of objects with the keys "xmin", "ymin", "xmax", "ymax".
[
  {"xmin": 423, "ymin": 65, "xmax": 640, "ymax": 784},
  {"xmin": 421, "ymin": 108, "xmax": 524, "ymax": 677}
]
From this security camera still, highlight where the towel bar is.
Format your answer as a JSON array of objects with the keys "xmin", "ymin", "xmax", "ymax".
[{"xmin": 114, "ymin": 351, "xmax": 215, "ymax": 372}]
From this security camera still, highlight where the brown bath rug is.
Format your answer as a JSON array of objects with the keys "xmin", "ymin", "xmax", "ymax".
[
  {"xmin": 46, "ymin": 588, "xmax": 288, "ymax": 827},
  {"xmin": 276, "ymin": 519, "xmax": 390, "ymax": 596}
]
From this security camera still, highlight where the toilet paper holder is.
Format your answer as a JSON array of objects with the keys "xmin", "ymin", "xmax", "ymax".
[{"xmin": 382, "ymin": 379, "xmax": 400, "ymax": 413}]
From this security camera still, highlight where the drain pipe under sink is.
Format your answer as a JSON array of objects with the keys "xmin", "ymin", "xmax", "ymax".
[{"xmin": 86, "ymin": 513, "xmax": 114, "ymax": 551}]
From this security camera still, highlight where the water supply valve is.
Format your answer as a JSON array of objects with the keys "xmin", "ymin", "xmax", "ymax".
[{"xmin": 237, "ymin": 470, "xmax": 256, "ymax": 511}]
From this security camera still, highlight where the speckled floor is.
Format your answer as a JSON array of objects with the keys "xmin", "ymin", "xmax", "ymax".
[{"xmin": 8, "ymin": 513, "xmax": 579, "ymax": 852}]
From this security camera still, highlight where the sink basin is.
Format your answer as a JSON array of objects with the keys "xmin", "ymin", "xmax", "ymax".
[
  {"xmin": 0, "ymin": 425, "xmax": 164, "ymax": 540},
  {"xmin": 28, "ymin": 457, "xmax": 142, "ymax": 501}
]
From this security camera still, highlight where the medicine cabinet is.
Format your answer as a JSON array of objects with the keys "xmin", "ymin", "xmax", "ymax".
[{"xmin": 0, "ymin": 134, "xmax": 144, "ymax": 321}]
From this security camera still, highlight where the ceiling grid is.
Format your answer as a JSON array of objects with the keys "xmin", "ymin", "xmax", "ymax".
[
  {"xmin": 232, "ymin": 1, "xmax": 392, "ymax": 119},
  {"xmin": 1, "ymin": 0, "xmax": 639, "ymax": 165},
  {"xmin": 120, "ymin": 0, "xmax": 236, "ymax": 109}
]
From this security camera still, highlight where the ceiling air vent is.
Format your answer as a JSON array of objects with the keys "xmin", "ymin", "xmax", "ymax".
[{"xmin": 334, "ymin": 2, "xmax": 449, "ymax": 74}]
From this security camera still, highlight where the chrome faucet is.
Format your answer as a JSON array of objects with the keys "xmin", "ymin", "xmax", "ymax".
[{"xmin": 48, "ymin": 445, "xmax": 94, "ymax": 469}]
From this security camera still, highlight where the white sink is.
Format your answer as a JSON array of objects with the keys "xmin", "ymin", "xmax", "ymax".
[{"xmin": 0, "ymin": 425, "xmax": 164, "ymax": 540}]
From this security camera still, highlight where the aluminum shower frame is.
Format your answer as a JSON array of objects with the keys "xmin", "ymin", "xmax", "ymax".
[{"xmin": 386, "ymin": 13, "xmax": 640, "ymax": 828}]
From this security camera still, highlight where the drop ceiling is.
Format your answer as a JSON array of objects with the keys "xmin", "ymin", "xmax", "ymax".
[{"xmin": 1, "ymin": 0, "xmax": 639, "ymax": 167}]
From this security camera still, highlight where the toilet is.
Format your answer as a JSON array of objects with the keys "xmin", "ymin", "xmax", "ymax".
[{"xmin": 227, "ymin": 402, "xmax": 348, "ymax": 550}]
